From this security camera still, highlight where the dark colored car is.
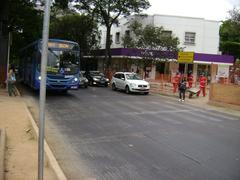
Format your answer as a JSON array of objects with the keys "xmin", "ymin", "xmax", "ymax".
[
  {"xmin": 79, "ymin": 71, "xmax": 88, "ymax": 88},
  {"xmin": 85, "ymin": 71, "xmax": 109, "ymax": 87}
]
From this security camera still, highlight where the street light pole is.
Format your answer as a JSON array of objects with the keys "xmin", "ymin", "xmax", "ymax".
[{"xmin": 38, "ymin": 0, "xmax": 51, "ymax": 179}]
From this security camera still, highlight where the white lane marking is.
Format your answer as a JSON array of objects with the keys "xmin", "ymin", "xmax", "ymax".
[
  {"xmin": 149, "ymin": 101, "xmax": 178, "ymax": 110},
  {"xmin": 185, "ymin": 111, "xmax": 222, "ymax": 122}
]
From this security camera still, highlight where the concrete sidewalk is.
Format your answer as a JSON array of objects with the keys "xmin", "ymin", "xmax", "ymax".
[
  {"xmin": 0, "ymin": 89, "xmax": 58, "ymax": 180},
  {"xmin": 149, "ymin": 81, "xmax": 240, "ymax": 116}
]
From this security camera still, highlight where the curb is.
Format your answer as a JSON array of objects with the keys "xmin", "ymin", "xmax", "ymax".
[
  {"xmin": 24, "ymin": 105, "xmax": 67, "ymax": 180},
  {"xmin": 0, "ymin": 128, "xmax": 6, "ymax": 180}
]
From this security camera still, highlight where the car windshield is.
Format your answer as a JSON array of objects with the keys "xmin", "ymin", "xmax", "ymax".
[
  {"xmin": 90, "ymin": 72, "xmax": 104, "ymax": 76},
  {"xmin": 125, "ymin": 73, "xmax": 142, "ymax": 80}
]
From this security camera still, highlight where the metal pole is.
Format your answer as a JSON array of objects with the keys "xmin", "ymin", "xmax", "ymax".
[{"xmin": 38, "ymin": 0, "xmax": 51, "ymax": 179}]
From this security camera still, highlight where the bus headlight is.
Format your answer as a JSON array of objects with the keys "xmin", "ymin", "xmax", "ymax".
[
  {"xmin": 38, "ymin": 76, "xmax": 41, "ymax": 80},
  {"xmin": 74, "ymin": 77, "xmax": 78, "ymax": 82}
]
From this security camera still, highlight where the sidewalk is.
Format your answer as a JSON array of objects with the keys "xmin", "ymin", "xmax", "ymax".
[
  {"xmin": 149, "ymin": 82, "xmax": 240, "ymax": 117},
  {"xmin": 0, "ymin": 89, "xmax": 57, "ymax": 180}
]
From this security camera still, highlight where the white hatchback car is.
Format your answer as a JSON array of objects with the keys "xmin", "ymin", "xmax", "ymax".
[{"xmin": 111, "ymin": 72, "xmax": 150, "ymax": 95}]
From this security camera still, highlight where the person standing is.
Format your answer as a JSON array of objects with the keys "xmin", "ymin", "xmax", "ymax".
[
  {"xmin": 7, "ymin": 67, "xmax": 17, "ymax": 96},
  {"xmin": 178, "ymin": 78, "xmax": 187, "ymax": 102},
  {"xmin": 197, "ymin": 74, "xmax": 207, "ymax": 97},
  {"xmin": 187, "ymin": 72, "xmax": 194, "ymax": 88},
  {"xmin": 172, "ymin": 72, "xmax": 181, "ymax": 93}
]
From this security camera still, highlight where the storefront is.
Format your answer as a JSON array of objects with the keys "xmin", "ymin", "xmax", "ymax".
[{"xmin": 86, "ymin": 48, "xmax": 234, "ymax": 82}]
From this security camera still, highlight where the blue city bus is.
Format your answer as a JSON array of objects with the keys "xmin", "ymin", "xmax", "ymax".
[{"xmin": 19, "ymin": 39, "xmax": 80, "ymax": 91}]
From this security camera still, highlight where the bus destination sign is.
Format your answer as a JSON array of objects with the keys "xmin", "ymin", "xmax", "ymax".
[{"xmin": 48, "ymin": 42, "xmax": 72, "ymax": 49}]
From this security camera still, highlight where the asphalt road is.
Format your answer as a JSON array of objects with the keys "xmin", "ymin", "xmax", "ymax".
[{"xmin": 26, "ymin": 86, "xmax": 240, "ymax": 180}]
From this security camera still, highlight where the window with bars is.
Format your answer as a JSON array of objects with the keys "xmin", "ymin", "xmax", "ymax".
[
  {"xmin": 125, "ymin": 30, "xmax": 130, "ymax": 37},
  {"xmin": 184, "ymin": 32, "xmax": 196, "ymax": 45},
  {"xmin": 162, "ymin": 30, "xmax": 172, "ymax": 37},
  {"xmin": 115, "ymin": 32, "xmax": 120, "ymax": 44}
]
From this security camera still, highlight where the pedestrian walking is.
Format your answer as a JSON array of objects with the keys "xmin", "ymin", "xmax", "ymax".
[
  {"xmin": 7, "ymin": 66, "xmax": 17, "ymax": 96},
  {"xmin": 178, "ymin": 78, "xmax": 187, "ymax": 102},
  {"xmin": 197, "ymin": 73, "xmax": 207, "ymax": 97}
]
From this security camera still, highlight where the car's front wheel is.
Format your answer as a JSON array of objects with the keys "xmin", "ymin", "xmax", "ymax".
[
  {"xmin": 112, "ymin": 83, "xmax": 116, "ymax": 91},
  {"xmin": 125, "ymin": 85, "xmax": 131, "ymax": 94}
]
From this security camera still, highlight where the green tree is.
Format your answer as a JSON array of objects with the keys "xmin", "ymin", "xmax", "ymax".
[
  {"xmin": 74, "ymin": 0, "xmax": 150, "ymax": 71},
  {"xmin": 8, "ymin": 0, "xmax": 43, "ymax": 63},
  {"xmin": 122, "ymin": 20, "xmax": 180, "ymax": 73},
  {"xmin": 220, "ymin": 8, "xmax": 240, "ymax": 59},
  {"xmin": 50, "ymin": 14, "xmax": 100, "ymax": 58}
]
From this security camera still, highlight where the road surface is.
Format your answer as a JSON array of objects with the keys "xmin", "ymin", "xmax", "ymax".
[{"xmin": 25, "ymin": 86, "xmax": 240, "ymax": 180}]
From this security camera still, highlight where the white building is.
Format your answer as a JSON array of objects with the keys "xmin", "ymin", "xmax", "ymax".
[
  {"xmin": 100, "ymin": 14, "xmax": 220, "ymax": 54},
  {"xmin": 96, "ymin": 14, "xmax": 233, "ymax": 83}
]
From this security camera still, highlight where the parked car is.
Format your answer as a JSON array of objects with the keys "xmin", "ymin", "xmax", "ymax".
[
  {"xmin": 85, "ymin": 71, "xmax": 109, "ymax": 87},
  {"xmin": 111, "ymin": 72, "xmax": 150, "ymax": 95},
  {"xmin": 79, "ymin": 71, "xmax": 88, "ymax": 88}
]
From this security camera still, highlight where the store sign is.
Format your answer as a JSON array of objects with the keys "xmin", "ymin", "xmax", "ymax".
[
  {"xmin": 217, "ymin": 64, "xmax": 229, "ymax": 78},
  {"xmin": 177, "ymin": 52, "xmax": 194, "ymax": 63}
]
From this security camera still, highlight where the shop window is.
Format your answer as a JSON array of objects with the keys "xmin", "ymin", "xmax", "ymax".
[
  {"xmin": 187, "ymin": 64, "xmax": 193, "ymax": 74},
  {"xmin": 179, "ymin": 63, "xmax": 185, "ymax": 74},
  {"xmin": 156, "ymin": 62, "xmax": 165, "ymax": 74},
  {"xmin": 184, "ymin": 32, "xmax": 196, "ymax": 45}
]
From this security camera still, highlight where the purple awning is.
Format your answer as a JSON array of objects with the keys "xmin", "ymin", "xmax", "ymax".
[
  {"xmin": 90, "ymin": 48, "xmax": 234, "ymax": 64},
  {"xmin": 194, "ymin": 53, "xmax": 234, "ymax": 64}
]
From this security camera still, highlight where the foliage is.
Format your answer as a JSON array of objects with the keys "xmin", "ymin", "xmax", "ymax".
[
  {"xmin": 50, "ymin": 14, "xmax": 100, "ymax": 54},
  {"xmin": 73, "ymin": 0, "xmax": 151, "ymax": 68},
  {"xmin": 8, "ymin": 0, "xmax": 43, "ymax": 64},
  {"xmin": 122, "ymin": 20, "xmax": 180, "ymax": 69},
  {"xmin": 220, "ymin": 8, "xmax": 240, "ymax": 59}
]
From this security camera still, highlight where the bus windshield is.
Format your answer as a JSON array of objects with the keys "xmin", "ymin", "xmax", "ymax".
[{"xmin": 45, "ymin": 49, "xmax": 79, "ymax": 75}]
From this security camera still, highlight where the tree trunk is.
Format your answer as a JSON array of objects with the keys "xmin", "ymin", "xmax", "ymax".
[{"xmin": 104, "ymin": 25, "xmax": 112, "ymax": 77}]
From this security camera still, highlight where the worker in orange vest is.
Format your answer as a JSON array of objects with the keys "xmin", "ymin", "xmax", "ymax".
[
  {"xmin": 172, "ymin": 72, "xmax": 181, "ymax": 93},
  {"xmin": 197, "ymin": 74, "xmax": 207, "ymax": 97},
  {"xmin": 187, "ymin": 72, "xmax": 194, "ymax": 88}
]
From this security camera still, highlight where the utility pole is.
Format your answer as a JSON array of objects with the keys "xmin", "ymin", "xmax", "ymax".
[{"xmin": 38, "ymin": 0, "xmax": 51, "ymax": 179}]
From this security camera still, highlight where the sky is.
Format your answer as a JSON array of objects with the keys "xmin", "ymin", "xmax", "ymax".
[{"xmin": 144, "ymin": 0, "xmax": 240, "ymax": 21}]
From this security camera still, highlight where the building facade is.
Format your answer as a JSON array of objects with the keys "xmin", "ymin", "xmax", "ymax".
[
  {"xmin": 95, "ymin": 14, "xmax": 233, "ymax": 84},
  {"xmin": 100, "ymin": 14, "xmax": 220, "ymax": 54}
]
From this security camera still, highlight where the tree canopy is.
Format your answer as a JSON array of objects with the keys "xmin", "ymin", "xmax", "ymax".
[
  {"xmin": 74, "ymin": 0, "xmax": 151, "ymax": 68},
  {"xmin": 220, "ymin": 8, "xmax": 240, "ymax": 59},
  {"xmin": 8, "ymin": 0, "xmax": 43, "ymax": 62},
  {"xmin": 50, "ymin": 14, "xmax": 100, "ymax": 54},
  {"xmin": 121, "ymin": 20, "xmax": 180, "ymax": 71},
  {"xmin": 122, "ymin": 20, "xmax": 180, "ymax": 53}
]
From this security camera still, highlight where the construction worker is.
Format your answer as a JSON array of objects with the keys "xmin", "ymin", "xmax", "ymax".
[
  {"xmin": 197, "ymin": 73, "xmax": 207, "ymax": 97},
  {"xmin": 187, "ymin": 72, "xmax": 194, "ymax": 88},
  {"xmin": 172, "ymin": 72, "xmax": 181, "ymax": 93}
]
